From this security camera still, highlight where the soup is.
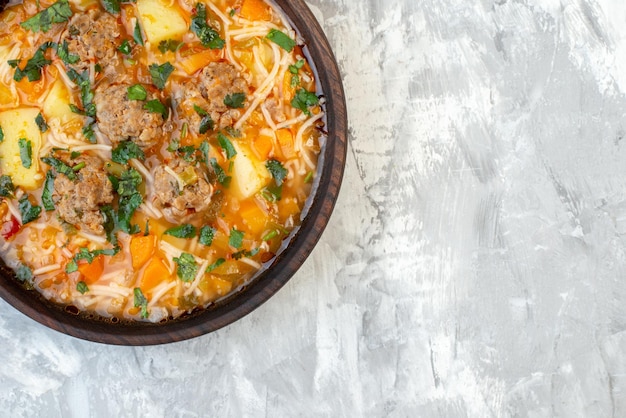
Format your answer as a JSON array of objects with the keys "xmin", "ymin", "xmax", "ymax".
[{"xmin": 0, "ymin": 0, "xmax": 323, "ymax": 322}]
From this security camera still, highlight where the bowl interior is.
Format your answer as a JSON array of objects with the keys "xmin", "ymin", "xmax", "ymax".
[{"xmin": 0, "ymin": 0, "xmax": 347, "ymax": 345}]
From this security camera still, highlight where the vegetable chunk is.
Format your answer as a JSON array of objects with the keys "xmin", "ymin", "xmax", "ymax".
[
  {"xmin": 136, "ymin": 0, "xmax": 187, "ymax": 45},
  {"xmin": 0, "ymin": 108, "xmax": 43, "ymax": 190}
]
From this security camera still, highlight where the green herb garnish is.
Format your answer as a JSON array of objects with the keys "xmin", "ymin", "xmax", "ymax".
[
  {"xmin": 18, "ymin": 138, "xmax": 32, "ymax": 169},
  {"xmin": 164, "ymin": 224, "xmax": 197, "ymax": 238},
  {"xmin": 173, "ymin": 253, "xmax": 198, "ymax": 282},
  {"xmin": 35, "ymin": 112, "xmax": 48, "ymax": 133},
  {"xmin": 291, "ymin": 88, "xmax": 319, "ymax": 116},
  {"xmin": 190, "ymin": 3, "xmax": 225, "ymax": 49},
  {"xmin": 133, "ymin": 287, "xmax": 149, "ymax": 318},
  {"xmin": 199, "ymin": 226, "xmax": 215, "ymax": 246},
  {"xmin": 223, "ymin": 92, "xmax": 245, "ymax": 109},
  {"xmin": 76, "ymin": 281, "xmax": 89, "ymax": 294},
  {"xmin": 148, "ymin": 62, "xmax": 174, "ymax": 90},
  {"xmin": 144, "ymin": 99, "xmax": 168, "ymax": 119},
  {"xmin": 0, "ymin": 175, "xmax": 14, "ymax": 198},
  {"xmin": 266, "ymin": 28, "xmax": 296, "ymax": 52},
  {"xmin": 228, "ymin": 228, "xmax": 244, "ymax": 249},
  {"xmin": 112, "ymin": 140, "xmax": 146, "ymax": 165},
  {"xmin": 18, "ymin": 195, "xmax": 42, "ymax": 224},
  {"xmin": 217, "ymin": 132, "xmax": 237, "ymax": 159},
  {"xmin": 20, "ymin": 0, "xmax": 73, "ymax": 33},
  {"xmin": 42, "ymin": 171, "xmax": 55, "ymax": 211}
]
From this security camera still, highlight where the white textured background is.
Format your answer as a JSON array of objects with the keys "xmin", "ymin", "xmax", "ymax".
[{"xmin": 3, "ymin": 0, "xmax": 626, "ymax": 416}]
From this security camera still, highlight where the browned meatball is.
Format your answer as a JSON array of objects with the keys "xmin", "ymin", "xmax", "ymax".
[
  {"xmin": 52, "ymin": 156, "xmax": 114, "ymax": 234},
  {"xmin": 152, "ymin": 159, "xmax": 214, "ymax": 223},
  {"xmin": 65, "ymin": 9, "xmax": 121, "ymax": 73},
  {"xmin": 94, "ymin": 83, "xmax": 166, "ymax": 148},
  {"xmin": 180, "ymin": 62, "xmax": 249, "ymax": 133}
]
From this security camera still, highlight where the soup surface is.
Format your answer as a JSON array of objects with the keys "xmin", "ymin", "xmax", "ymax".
[{"xmin": 0, "ymin": 0, "xmax": 323, "ymax": 321}]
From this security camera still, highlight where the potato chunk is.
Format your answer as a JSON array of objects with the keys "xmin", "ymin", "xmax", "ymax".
[
  {"xmin": 136, "ymin": 0, "xmax": 188, "ymax": 45},
  {"xmin": 230, "ymin": 142, "xmax": 270, "ymax": 199},
  {"xmin": 42, "ymin": 80, "xmax": 83, "ymax": 130},
  {"xmin": 0, "ymin": 108, "xmax": 43, "ymax": 190}
]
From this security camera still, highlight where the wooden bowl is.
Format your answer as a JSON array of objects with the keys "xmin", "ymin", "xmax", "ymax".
[{"xmin": 0, "ymin": 0, "xmax": 347, "ymax": 345}]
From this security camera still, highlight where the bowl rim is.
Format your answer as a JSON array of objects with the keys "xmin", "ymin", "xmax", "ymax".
[{"xmin": 0, "ymin": 0, "xmax": 347, "ymax": 345}]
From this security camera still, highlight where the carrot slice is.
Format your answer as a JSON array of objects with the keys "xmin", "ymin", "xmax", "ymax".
[
  {"xmin": 179, "ymin": 49, "xmax": 222, "ymax": 75},
  {"xmin": 252, "ymin": 134, "xmax": 273, "ymax": 160},
  {"xmin": 130, "ymin": 234, "xmax": 156, "ymax": 270},
  {"xmin": 77, "ymin": 255, "xmax": 104, "ymax": 284},
  {"xmin": 240, "ymin": 0, "xmax": 271, "ymax": 21},
  {"xmin": 140, "ymin": 256, "xmax": 171, "ymax": 293},
  {"xmin": 276, "ymin": 128, "xmax": 295, "ymax": 159}
]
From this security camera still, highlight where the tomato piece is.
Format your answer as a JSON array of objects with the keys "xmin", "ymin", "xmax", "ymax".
[{"xmin": 1, "ymin": 215, "xmax": 20, "ymax": 240}]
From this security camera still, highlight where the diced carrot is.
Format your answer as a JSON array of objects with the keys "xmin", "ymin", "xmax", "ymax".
[
  {"xmin": 276, "ymin": 128, "xmax": 295, "ymax": 159},
  {"xmin": 130, "ymin": 234, "xmax": 156, "ymax": 270},
  {"xmin": 179, "ymin": 49, "xmax": 222, "ymax": 75},
  {"xmin": 278, "ymin": 197, "xmax": 300, "ymax": 221},
  {"xmin": 239, "ymin": 199, "xmax": 268, "ymax": 235},
  {"xmin": 252, "ymin": 133, "xmax": 273, "ymax": 160},
  {"xmin": 140, "ymin": 256, "xmax": 171, "ymax": 293},
  {"xmin": 77, "ymin": 255, "xmax": 104, "ymax": 284},
  {"xmin": 240, "ymin": 0, "xmax": 271, "ymax": 21},
  {"xmin": 283, "ymin": 71, "xmax": 296, "ymax": 102}
]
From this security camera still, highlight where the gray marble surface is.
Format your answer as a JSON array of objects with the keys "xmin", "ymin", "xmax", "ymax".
[{"xmin": 3, "ymin": 0, "xmax": 626, "ymax": 416}]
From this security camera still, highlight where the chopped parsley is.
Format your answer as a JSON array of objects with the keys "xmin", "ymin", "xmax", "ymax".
[
  {"xmin": 223, "ymin": 93, "xmax": 246, "ymax": 109},
  {"xmin": 0, "ymin": 175, "xmax": 14, "ymax": 198},
  {"xmin": 291, "ymin": 88, "xmax": 319, "ymax": 116},
  {"xmin": 10, "ymin": 42, "xmax": 54, "ymax": 82},
  {"xmin": 117, "ymin": 39, "xmax": 132, "ymax": 55},
  {"xmin": 66, "ymin": 68, "xmax": 96, "ymax": 117},
  {"xmin": 265, "ymin": 159, "xmax": 287, "ymax": 186},
  {"xmin": 206, "ymin": 257, "xmax": 224, "ymax": 272},
  {"xmin": 190, "ymin": 3, "xmax": 225, "ymax": 49},
  {"xmin": 20, "ymin": 0, "xmax": 73, "ymax": 33},
  {"xmin": 16, "ymin": 264, "xmax": 33, "ymax": 282},
  {"xmin": 42, "ymin": 171, "xmax": 56, "ymax": 211},
  {"xmin": 18, "ymin": 195, "xmax": 42, "ymax": 224},
  {"xmin": 76, "ymin": 281, "xmax": 89, "ymax": 294},
  {"xmin": 262, "ymin": 230, "xmax": 279, "ymax": 241},
  {"xmin": 148, "ymin": 62, "xmax": 174, "ymax": 90},
  {"xmin": 35, "ymin": 112, "xmax": 48, "ymax": 133},
  {"xmin": 112, "ymin": 140, "xmax": 146, "ymax": 164},
  {"xmin": 55, "ymin": 40, "xmax": 80, "ymax": 65},
  {"xmin": 115, "ymin": 169, "xmax": 143, "ymax": 233},
  {"xmin": 133, "ymin": 287, "xmax": 149, "ymax": 318},
  {"xmin": 127, "ymin": 84, "xmax": 147, "ymax": 101},
  {"xmin": 194, "ymin": 105, "xmax": 214, "ymax": 134},
  {"xmin": 82, "ymin": 124, "xmax": 95, "ymax": 143},
  {"xmin": 100, "ymin": 205, "xmax": 117, "ymax": 246},
  {"xmin": 210, "ymin": 158, "xmax": 231, "ymax": 187},
  {"xmin": 199, "ymin": 140, "xmax": 209, "ymax": 163},
  {"xmin": 199, "ymin": 226, "xmax": 215, "ymax": 246},
  {"xmin": 167, "ymin": 138, "xmax": 180, "ymax": 153},
  {"xmin": 217, "ymin": 132, "xmax": 237, "ymax": 159},
  {"xmin": 0, "ymin": 126, "xmax": 3, "ymax": 142},
  {"xmin": 133, "ymin": 21, "xmax": 144, "ymax": 46},
  {"xmin": 266, "ymin": 28, "xmax": 296, "ymax": 52},
  {"xmin": 228, "ymin": 228, "xmax": 244, "ymax": 249},
  {"xmin": 163, "ymin": 224, "xmax": 197, "ymax": 238},
  {"xmin": 144, "ymin": 99, "xmax": 168, "ymax": 119},
  {"xmin": 158, "ymin": 39, "xmax": 182, "ymax": 53},
  {"xmin": 173, "ymin": 253, "xmax": 198, "ymax": 282},
  {"xmin": 65, "ymin": 247, "xmax": 119, "ymax": 273},
  {"xmin": 102, "ymin": 0, "xmax": 121, "ymax": 14},
  {"xmin": 41, "ymin": 155, "xmax": 77, "ymax": 180},
  {"xmin": 18, "ymin": 138, "xmax": 32, "ymax": 169}
]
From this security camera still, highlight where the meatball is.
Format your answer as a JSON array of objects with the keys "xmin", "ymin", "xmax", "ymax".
[
  {"xmin": 52, "ymin": 156, "xmax": 114, "ymax": 234},
  {"xmin": 65, "ymin": 9, "xmax": 121, "ymax": 73},
  {"xmin": 152, "ymin": 159, "xmax": 214, "ymax": 223},
  {"xmin": 180, "ymin": 62, "xmax": 249, "ymax": 133},
  {"xmin": 94, "ymin": 83, "xmax": 166, "ymax": 148}
]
